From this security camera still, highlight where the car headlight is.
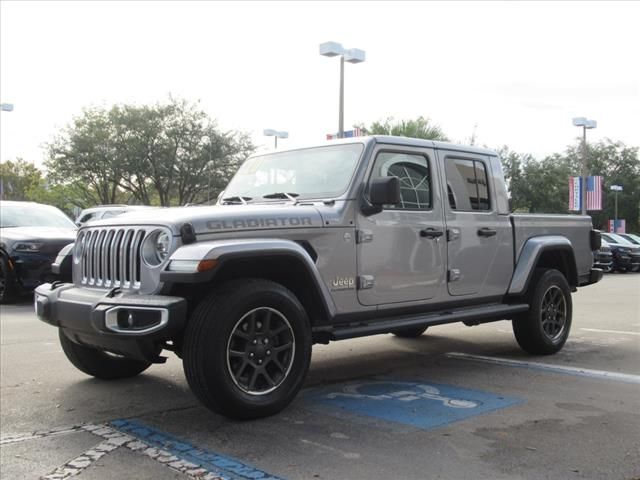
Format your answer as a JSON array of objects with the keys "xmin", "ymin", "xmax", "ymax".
[
  {"xmin": 142, "ymin": 230, "xmax": 172, "ymax": 267},
  {"xmin": 14, "ymin": 242, "xmax": 44, "ymax": 252}
]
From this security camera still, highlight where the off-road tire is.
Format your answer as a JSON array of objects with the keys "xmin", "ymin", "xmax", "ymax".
[
  {"xmin": 392, "ymin": 325, "xmax": 429, "ymax": 338},
  {"xmin": 512, "ymin": 268, "xmax": 572, "ymax": 355},
  {"xmin": 183, "ymin": 279, "xmax": 312, "ymax": 420},
  {"xmin": 59, "ymin": 330, "xmax": 152, "ymax": 379},
  {"xmin": 0, "ymin": 254, "xmax": 17, "ymax": 304}
]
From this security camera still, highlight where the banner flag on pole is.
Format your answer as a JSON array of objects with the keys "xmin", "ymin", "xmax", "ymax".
[
  {"xmin": 569, "ymin": 176, "xmax": 582, "ymax": 211},
  {"xmin": 586, "ymin": 175, "xmax": 602, "ymax": 211}
]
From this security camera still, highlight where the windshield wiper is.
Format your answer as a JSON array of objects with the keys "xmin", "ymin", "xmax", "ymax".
[
  {"xmin": 262, "ymin": 192, "xmax": 300, "ymax": 203},
  {"xmin": 221, "ymin": 196, "xmax": 252, "ymax": 205}
]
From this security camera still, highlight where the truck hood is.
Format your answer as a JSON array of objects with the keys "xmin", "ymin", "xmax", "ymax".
[{"xmin": 86, "ymin": 203, "xmax": 325, "ymax": 235}]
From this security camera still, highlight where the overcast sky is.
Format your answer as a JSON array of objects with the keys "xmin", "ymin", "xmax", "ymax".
[{"xmin": 1, "ymin": 1, "xmax": 639, "ymax": 167}]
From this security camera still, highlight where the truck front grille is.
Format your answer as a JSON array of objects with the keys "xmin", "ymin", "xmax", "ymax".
[{"xmin": 80, "ymin": 227, "xmax": 146, "ymax": 289}]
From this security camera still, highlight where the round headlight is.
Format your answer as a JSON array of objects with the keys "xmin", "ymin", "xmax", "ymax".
[
  {"xmin": 142, "ymin": 230, "xmax": 172, "ymax": 267},
  {"xmin": 156, "ymin": 232, "xmax": 170, "ymax": 262}
]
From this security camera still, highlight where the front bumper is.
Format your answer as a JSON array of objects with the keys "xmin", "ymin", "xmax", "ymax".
[
  {"xmin": 613, "ymin": 252, "xmax": 640, "ymax": 270},
  {"xmin": 35, "ymin": 283, "xmax": 187, "ymax": 362},
  {"xmin": 593, "ymin": 251, "xmax": 613, "ymax": 270},
  {"xmin": 11, "ymin": 252, "xmax": 58, "ymax": 290}
]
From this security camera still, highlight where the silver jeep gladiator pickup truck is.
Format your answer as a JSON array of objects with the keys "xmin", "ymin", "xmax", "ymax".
[{"xmin": 35, "ymin": 136, "xmax": 602, "ymax": 419}]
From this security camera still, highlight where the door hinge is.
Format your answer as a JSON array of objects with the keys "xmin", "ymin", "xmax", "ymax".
[
  {"xmin": 356, "ymin": 230, "xmax": 374, "ymax": 244},
  {"xmin": 448, "ymin": 269, "xmax": 461, "ymax": 282},
  {"xmin": 357, "ymin": 275, "xmax": 376, "ymax": 290}
]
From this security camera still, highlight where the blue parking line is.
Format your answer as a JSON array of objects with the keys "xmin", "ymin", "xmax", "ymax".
[
  {"xmin": 306, "ymin": 377, "xmax": 522, "ymax": 430},
  {"xmin": 110, "ymin": 419, "xmax": 284, "ymax": 480}
]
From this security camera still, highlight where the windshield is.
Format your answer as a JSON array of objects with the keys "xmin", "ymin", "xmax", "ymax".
[
  {"xmin": 0, "ymin": 204, "xmax": 76, "ymax": 229},
  {"xmin": 223, "ymin": 144, "xmax": 364, "ymax": 201}
]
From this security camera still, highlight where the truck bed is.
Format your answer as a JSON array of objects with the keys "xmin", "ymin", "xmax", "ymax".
[{"xmin": 511, "ymin": 214, "xmax": 594, "ymax": 279}]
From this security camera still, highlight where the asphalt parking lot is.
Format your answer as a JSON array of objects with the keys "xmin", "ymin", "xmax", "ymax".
[{"xmin": 1, "ymin": 274, "xmax": 639, "ymax": 480}]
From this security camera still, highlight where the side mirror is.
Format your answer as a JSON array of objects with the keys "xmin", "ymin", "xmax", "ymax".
[
  {"xmin": 361, "ymin": 176, "xmax": 400, "ymax": 216},
  {"xmin": 370, "ymin": 176, "xmax": 400, "ymax": 206}
]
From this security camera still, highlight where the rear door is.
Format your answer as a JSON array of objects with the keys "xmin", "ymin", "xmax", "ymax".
[
  {"xmin": 356, "ymin": 145, "xmax": 447, "ymax": 306},
  {"xmin": 439, "ymin": 151, "xmax": 512, "ymax": 297}
]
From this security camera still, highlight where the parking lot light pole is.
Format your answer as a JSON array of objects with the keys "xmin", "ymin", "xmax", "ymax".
[
  {"xmin": 319, "ymin": 42, "xmax": 365, "ymax": 139},
  {"xmin": 572, "ymin": 117, "xmax": 597, "ymax": 215},
  {"xmin": 610, "ymin": 185, "xmax": 623, "ymax": 230},
  {"xmin": 263, "ymin": 129, "xmax": 288, "ymax": 149}
]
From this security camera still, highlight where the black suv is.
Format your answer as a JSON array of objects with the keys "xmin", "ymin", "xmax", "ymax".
[
  {"xmin": 600, "ymin": 233, "xmax": 640, "ymax": 273},
  {"xmin": 0, "ymin": 201, "xmax": 76, "ymax": 303}
]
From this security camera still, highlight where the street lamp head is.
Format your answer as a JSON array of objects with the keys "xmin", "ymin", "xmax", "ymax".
[
  {"xmin": 344, "ymin": 48, "xmax": 365, "ymax": 64},
  {"xmin": 319, "ymin": 41, "xmax": 344, "ymax": 57},
  {"xmin": 264, "ymin": 129, "xmax": 288, "ymax": 139},
  {"xmin": 572, "ymin": 117, "xmax": 597, "ymax": 128}
]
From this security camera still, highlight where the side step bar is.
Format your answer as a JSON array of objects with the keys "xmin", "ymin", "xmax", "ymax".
[{"xmin": 321, "ymin": 304, "xmax": 529, "ymax": 341}]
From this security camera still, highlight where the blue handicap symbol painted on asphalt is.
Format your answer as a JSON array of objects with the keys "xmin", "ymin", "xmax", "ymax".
[{"xmin": 306, "ymin": 378, "xmax": 521, "ymax": 429}]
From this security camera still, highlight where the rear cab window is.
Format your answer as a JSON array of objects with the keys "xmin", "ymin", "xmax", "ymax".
[{"xmin": 445, "ymin": 158, "xmax": 491, "ymax": 211}]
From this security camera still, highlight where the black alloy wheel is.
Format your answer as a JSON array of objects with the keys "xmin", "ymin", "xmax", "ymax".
[{"xmin": 226, "ymin": 307, "xmax": 295, "ymax": 395}]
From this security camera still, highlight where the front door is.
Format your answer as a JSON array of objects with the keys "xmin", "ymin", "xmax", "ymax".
[{"xmin": 356, "ymin": 146, "xmax": 447, "ymax": 306}]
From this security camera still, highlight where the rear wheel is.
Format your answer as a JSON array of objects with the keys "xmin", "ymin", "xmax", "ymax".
[
  {"xmin": 392, "ymin": 325, "xmax": 429, "ymax": 338},
  {"xmin": 183, "ymin": 279, "xmax": 312, "ymax": 420},
  {"xmin": 59, "ymin": 330, "xmax": 151, "ymax": 379},
  {"xmin": 512, "ymin": 268, "xmax": 572, "ymax": 355}
]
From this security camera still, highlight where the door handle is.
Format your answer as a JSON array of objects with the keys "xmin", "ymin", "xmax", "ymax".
[
  {"xmin": 477, "ymin": 228, "xmax": 497, "ymax": 237},
  {"xmin": 420, "ymin": 228, "xmax": 444, "ymax": 239}
]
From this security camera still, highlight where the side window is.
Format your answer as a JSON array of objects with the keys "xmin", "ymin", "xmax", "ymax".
[
  {"xmin": 445, "ymin": 158, "xmax": 491, "ymax": 211},
  {"xmin": 370, "ymin": 152, "xmax": 431, "ymax": 210},
  {"xmin": 475, "ymin": 162, "xmax": 490, "ymax": 210}
]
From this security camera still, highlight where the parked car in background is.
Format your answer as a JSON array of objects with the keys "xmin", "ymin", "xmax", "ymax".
[
  {"xmin": 0, "ymin": 201, "xmax": 77, "ymax": 303},
  {"xmin": 600, "ymin": 232, "xmax": 640, "ymax": 273},
  {"xmin": 593, "ymin": 239, "xmax": 613, "ymax": 273},
  {"xmin": 618, "ymin": 233, "xmax": 640, "ymax": 247},
  {"xmin": 75, "ymin": 205, "xmax": 155, "ymax": 227}
]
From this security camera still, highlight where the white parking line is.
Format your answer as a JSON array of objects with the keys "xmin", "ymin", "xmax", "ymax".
[
  {"xmin": 446, "ymin": 352, "xmax": 640, "ymax": 384},
  {"xmin": 1, "ymin": 424, "xmax": 86, "ymax": 446},
  {"xmin": 580, "ymin": 328, "xmax": 640, "ymax": 336},
  {"xmin": 41, "ymin": 436, "xmax": 128, "ymax": 480}
]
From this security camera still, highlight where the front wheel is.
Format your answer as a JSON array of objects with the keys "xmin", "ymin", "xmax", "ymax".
[
  {"xmin": 183, "ymin": 279, "xmax": 312, "ymax": 420},
  {"xmin": 59, "ymin": 330, "xmax": 152, "ymax": 379},
  {"xmin": 512, "ymin": 269, "xmax": 572, "ymax": 355}
]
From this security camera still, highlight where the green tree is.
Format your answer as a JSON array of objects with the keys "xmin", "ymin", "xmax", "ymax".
[
  {"xmin": 0, "ymin": 158, "xmax": 43, "ymax": 201},
  {"xmin": 363, "ymin": 116, "xmax": 449, "ymax": 141},
  {"xmin": 47, "ymin": 97, "xmax": 254, "ymax": 207},
  {"xmin": 497, "ymin": 140, "xmax": 639, "ymax": 232},
  {"xmin": 561, "ymin": 139, "xmax": 640, "ymax": 232}
]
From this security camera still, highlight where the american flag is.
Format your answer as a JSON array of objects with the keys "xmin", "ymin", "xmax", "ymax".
[{"xmin": 586, "ymin": 175, "xmax": 603, "ymax": 211}]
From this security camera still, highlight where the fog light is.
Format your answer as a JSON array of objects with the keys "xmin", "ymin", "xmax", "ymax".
[{"xmin": 105, "ymin": 307, "xmax": 168, "ymax": 334}]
